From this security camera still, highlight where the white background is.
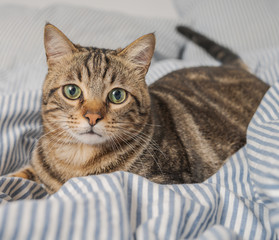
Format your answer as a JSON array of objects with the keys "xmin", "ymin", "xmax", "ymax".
[{"xmin": 0, "ymin": 0, "xmax": 178, "ymax": 19}]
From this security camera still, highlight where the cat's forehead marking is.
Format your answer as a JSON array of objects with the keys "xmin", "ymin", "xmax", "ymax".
[
  {"xmin": 82, "ymin": 50, "xmax": 109, "ymax": 80},
  {"xmin": 84, "ymin": 52, "xmax": 93, "ymax": 79},
  {"xmin": 72, "ymin": 48, "xmax": 123, "ymax": 97}
]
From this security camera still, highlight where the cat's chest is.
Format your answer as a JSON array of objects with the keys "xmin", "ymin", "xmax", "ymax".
[{"xmin": 53, "ymin": 143, "xmax": 95, "ymax": 166}]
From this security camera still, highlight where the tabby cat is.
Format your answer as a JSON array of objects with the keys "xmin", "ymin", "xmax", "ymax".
[{"xmin": 9, "ymin": 24, "xmax": 269, "ymax": 194}]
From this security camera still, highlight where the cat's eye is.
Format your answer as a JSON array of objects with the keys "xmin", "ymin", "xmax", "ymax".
[
  {"xmin": 108, "ymin": 88, "xmax": 127, "ymax": 104},
  {"xmin": 63, "ymin": 85, "xmax": 82, "ymax": 100}
]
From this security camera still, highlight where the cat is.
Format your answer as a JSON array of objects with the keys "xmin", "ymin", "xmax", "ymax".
[{"xmin": 8, "ymin": 24, "xmax": 269, "ymax": 194}]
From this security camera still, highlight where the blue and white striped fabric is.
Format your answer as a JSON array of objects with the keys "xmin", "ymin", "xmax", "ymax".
[{"xmin": 1, "ymin": 3, "xmax": 279, "ymax": 240}]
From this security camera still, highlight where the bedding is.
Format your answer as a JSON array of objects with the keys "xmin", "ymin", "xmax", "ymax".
[{"xmin": 1, "ymin": 2, "xmax": 279, "ymax": 239}]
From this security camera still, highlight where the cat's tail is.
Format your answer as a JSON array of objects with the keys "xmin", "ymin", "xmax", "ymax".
[{"xmin": 176, "ymin": 26, "xmax": 248, "ymax": 71}]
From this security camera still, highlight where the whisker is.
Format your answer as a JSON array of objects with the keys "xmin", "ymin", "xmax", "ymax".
[
  {"xmin": 112, "ymin": 132, "xmax": 149, "ymax": 179},
  {"xmin": 109, "ymin": 121, "xmax": 162, "ymax": 128},
  {"xmin": 112, "ymin": 125, "xmax": 168, "ymax": 161},
  {"xmin": 39, "ymin": 127, "xmax": 71, "ymax": 157},
  {"xmin": 113, "ymin": 128, "xmax": 165, "ymax": 177}
]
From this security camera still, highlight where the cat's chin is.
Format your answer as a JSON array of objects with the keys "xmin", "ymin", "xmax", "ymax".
[{"xmin": 73, "ymin": 132, "xmax": 108, "ymax": 145}]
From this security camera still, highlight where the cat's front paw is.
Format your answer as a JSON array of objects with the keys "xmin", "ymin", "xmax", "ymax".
[{"xmin": 7, "ymin": 165, "xmax": 37, "ymax": 182}]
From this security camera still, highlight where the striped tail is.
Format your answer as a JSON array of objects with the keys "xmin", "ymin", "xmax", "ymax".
[{"xmin": 177, "ymin": 26, "xmax": 248, "ymax": 70}]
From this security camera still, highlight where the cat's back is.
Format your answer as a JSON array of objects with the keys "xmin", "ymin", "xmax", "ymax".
[
  {"xmin": 147, "ymin": 66, "xmax": 269, "ymax": 182},
  {"xmin": 149, "ymin": 66, "xmax": 268, "ymax": 122},
  {"xmin": 149, "ymin": 66, "xmax": 268, "ymax": 94}
]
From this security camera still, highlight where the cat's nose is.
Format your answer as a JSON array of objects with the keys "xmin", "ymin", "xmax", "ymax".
[{"xmin": 84, "ymin": 113, "xmax": 102, "ymax": 126}]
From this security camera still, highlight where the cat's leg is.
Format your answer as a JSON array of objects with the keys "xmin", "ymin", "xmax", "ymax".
[{"xmin": 7, "ymin": 165, "xmax": 39, "ymax": 182}]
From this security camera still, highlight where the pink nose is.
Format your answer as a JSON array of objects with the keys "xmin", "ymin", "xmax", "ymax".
[{"xmin": 84, "ymin": 113, "xmax": 102, "ymax": 126}]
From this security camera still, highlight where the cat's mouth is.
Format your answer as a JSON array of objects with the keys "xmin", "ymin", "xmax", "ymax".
[
  {"xmin": 81, "ymin": 129, "xmax": 102, "ymax": 137},
  {"xmin": 71, "ymin": 128, "xmax": 106, "ymax": 145}
]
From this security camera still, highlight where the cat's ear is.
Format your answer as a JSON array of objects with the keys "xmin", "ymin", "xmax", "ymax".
[
  {"xmin": 44, "ymin": 23, "xmax": 78, "ymax": 66},
  {"xmin": 118, "ymin": 33, "xmax": 155, "ymax": 74}
]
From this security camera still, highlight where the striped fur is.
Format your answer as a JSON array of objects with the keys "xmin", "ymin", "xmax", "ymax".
[{"xmin": 9, "ymin": 24, "xmax": 268, "ymax": 193}]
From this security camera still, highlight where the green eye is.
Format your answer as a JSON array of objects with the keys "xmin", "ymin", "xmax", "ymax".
[
  {"xmin": 63, "ymin": 85, "xmax": 82, "ymax": 100},
  {"xmin": 108, "ymin": 88, "xmax": 127, "ymax": 104}
]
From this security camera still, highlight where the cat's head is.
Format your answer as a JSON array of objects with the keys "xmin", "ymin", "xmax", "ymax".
[{"xmin": 42, "ymin": 24, "xmax": 155, "ymax": 146}]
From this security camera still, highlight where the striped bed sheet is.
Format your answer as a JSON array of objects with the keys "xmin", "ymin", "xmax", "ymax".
[{"xmin": 1, "ymin": 3, "xmax": 279, "ymax": 240}]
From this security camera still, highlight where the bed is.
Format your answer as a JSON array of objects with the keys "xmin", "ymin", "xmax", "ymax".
[{"xmin": 1, "ymin": 0, "xmax": 279, "ymax": 239}]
